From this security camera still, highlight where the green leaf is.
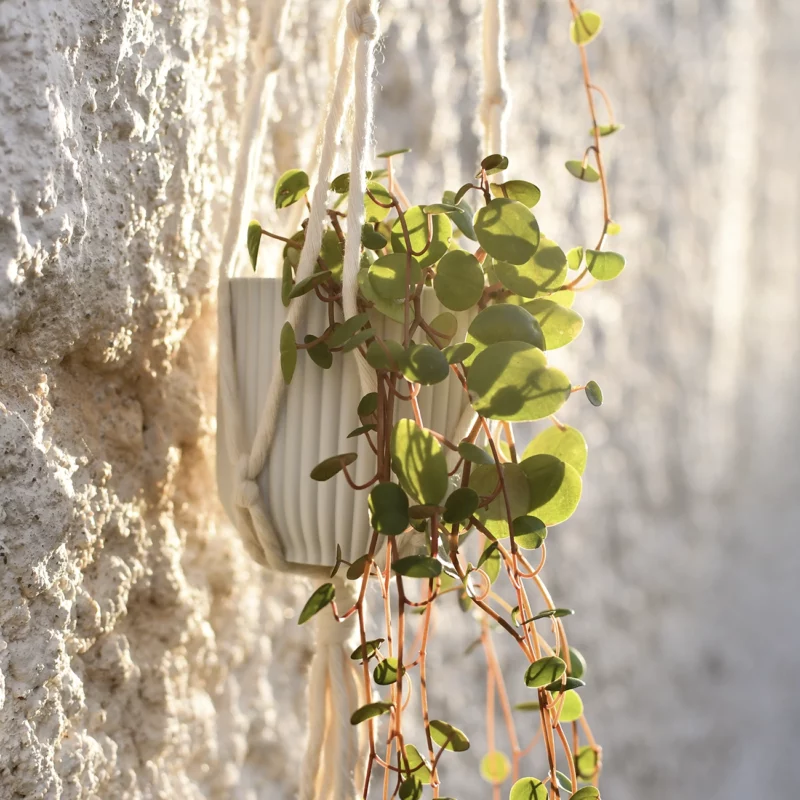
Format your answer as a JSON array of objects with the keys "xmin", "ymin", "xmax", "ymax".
[
  {"xmin": 443, "ymin": 487, "xmax": 480, "ymax": 524},
  {"xmin": 423, "ymin": 203, "xmax": 459, "ymax": 215},
  {"xmin": 346, "ymin": 554, "xmax": 372, "ymax": 581},
  {"xmin": 442, "ymin": 190, "xmax": 477, "ymax": 241},
  {"xmin": 606, "ymin": 219, "xmax": 622, "ymax": 234},
  {"xmin": 458, "ymin": 441, "xmax": 494, "ymax": 465},
  {"xmin": 359, "ymin": 268, "xmax": 405, "ymax": 322},
  {"xmin": 509, "ymin": 777, "xmax": 547, "ymax": 800},
  {"xmin": 469, "ymin": 463, "xmax": 530, "ymax": 539},
  {"xmin": 480, "ymin": 751, "xmax": 511, "ymax": 784},
  {"xmin": 347, "ymin": 423, "xmax": 376, "ymax": 438},
  {"xmin": 274, "ymin": 169, "xmax": 310, "ymax": 209},
  {"xmin": 444, "ymin": 342, "xmax": 475, "ymax": 364},
  {"xmin": 350, "ymin": 638, "xmax": 384, "ymax": 661},
  {"xmin": 490, "ymin": 180, "xmax": 541, "ymax": 208},
  {"xmin": 521, "ymin": 299, "xmax": 584, "ymax": 350},
  {"xmin": 565, "ymin": 160, "xmax": 601, "ymax": 182},
  {"xmin": 556, "ymin": 772, "xmax": 573, "ymax": 793},
  {"xmin": 281, "ymin": 257, "xmax": 293, "ymax": 306},
  {"xmin": 369, "ymin": 482, "xmax": 410, "ymax": 535},
  {"xmin": 288, "ymin": 270, "xmax": 330, "ymax": 299},
  {"xmin": 567, "ymin": 247, "xmax": 584, "ymax": 272},
  {"xmin": 392, "ymin": 555, "xmax": 442, "ymax": 579},
  {"xmin": 585, "ymin": 249, "xmax": 625, "ymax": 281},
  {"xmin": 433, "ymin": 250, "xmax": 485, "ymax": 311},
  {"xmin": 565, "ymin": 646, "xmax": 587, "ymax": 680},
  {"xmin": 544, "ymin": 677, "xmax": 585, "ymax": 692},
  {"xmin": 327, "ymin": 313, "xmax": 370, "ymax": 349},
  {"xmin": 522, "ymin": 425, "xmax": 587, "ymax": 475},
  {"xmin": 474, "ymin": 198, "xmax": 540, "ymax": 265},
  {"xmin": 362, "ymin": 224, "xmax": 388, "ymax": 251},
  {"xmin": 557, "ymin": 689, "xmax": 584, "ymax": 723},
  {"xmin": 403, "ymin": 744, "xmax": 432, "ymax": 784},
  {"xmin": 298, "ymin": 583, "xmax": 335, "ymax": 624},
  {"xmin": 399, "ymin": 776, "xmax": 423, "ymax": 800},
  {"xmin": 519, "ymin": 454, "xmax": 582, "ymax": 526},
  {"xmin": 465, "ymin": 304, "xmax": 545, "ymax": 365},
  {"xmin": 391, "ymin": 419, "xmax": 449, "ymax": 505},
  {"xmin": 453, "ymin": 182, "xmax": 474, "ymax": 204},
  {"xmin": 574, "ymin": 746, "xmax": 599, "ymax": 781},
  {"xmin": 477, "ymin": 542, "xmax": 502, "ymax": 583},
  {"xmin": 304, "ymin": 335, "xmax": 333, "ymax": 369},
  {"xmin": 427, "ymin": 311, "xmax": 458, "ymax": 345},
  {"xmin": 320, "ymin": 229, "xmax": 344, "ymax": 279},
  {"xmin": 247, "ymin": 220, "xmax": 261, "ymax": 270},
  {"xmin": 358, "ymin": 392, "xmax": 379, "ymax": 417},
  {"xmin": 392, "ymin": 206, "xmax": 452, "ymax": 269},
  {"xmin": 528, "ymin": 607, "xmax": 574, "ymax": 621},
  {"xmin": 365, "ymin": 180, "xmax": 393, "ymax": 223},
  {"xmin": 330, "ymin": 172, "xmax": 351, "ymax": 193},
  {"xmin": 377, "ymin": 147, "xmax": 411, "ymax": 158},
  {"xmin": 481, "ymin": 153, "xmax": 509, "ymax": 174},
  {"xmin": 280, "ymin": 322, "xmax": 297, "ymax": 383},
  {"xmin": 570, "ymin": 787, "xmax": 600, "ymax": 800},
  {"xmin": 403, "ymin": 344, "xmax": 450, "ymax": 385},
  {"xmin": 365, "ymin": 338, "xmax": 407, "ymax": 371},
  {"xmin": 570, "ymin": 10, "xmax": 603, "ymax": 45},
  {"xmin": 369, "ymin": 253, "xmax": 422, "ymax": 300},
  {"xmin": 495, "ymin": 237, "xmax": 568, "ymax": 297},
  {"xmin": 592, "ymin": 123, "xmax": 624, "ymax": 137},
  {"xmin": 373, "ymin": 656, "xmax": 401, "ymax": 685},
  {"xmin": 512, "ymin": 516, "xmax": 548, "ymax": 549},
  {"xmin": 585, "ymin": 380, "xmax": 603, "ymax": 407},
  {"xmin": 468, "ymin": 342, "xmax": 571, "ymax": 422},
  {"xmin": 429, "ymin": 719, "xmax": 470, "ymax": 752},
  {"xmin": 310, "ymin": 452, "xmax": 358, "ymax": 481},
  {"xmin": 524, "ymin": 656, "xmax": 567, "ymax": 688},
  {"xmin": 350, "ymin": 701, "xmax": 393, "ymax": 725}
]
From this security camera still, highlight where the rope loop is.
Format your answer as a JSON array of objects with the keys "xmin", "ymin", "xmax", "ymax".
[
  {"xmin": 234, "ymin": 454, "xmax": 261, "ymax": 510},
  {"xmin": 346, "ymin": 0, "xmax": 380, "ymax": 40}
]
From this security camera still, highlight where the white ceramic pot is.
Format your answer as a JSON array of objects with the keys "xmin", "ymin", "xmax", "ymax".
[{"xmin": 217, "ymin": 276, "xmax": 474, "ymax": 569}]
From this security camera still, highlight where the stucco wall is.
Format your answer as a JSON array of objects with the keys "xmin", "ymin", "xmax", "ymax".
[{"xmin": 2, "ymin": 1, "xmax": 798, "ymax": 799}]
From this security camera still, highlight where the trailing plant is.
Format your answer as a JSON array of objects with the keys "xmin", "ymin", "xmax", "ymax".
[{"xmin": 248, "ymin": 6, "xmax": 622, "ymax": 799}]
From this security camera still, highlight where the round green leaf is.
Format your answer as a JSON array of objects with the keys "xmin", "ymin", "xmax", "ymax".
[
  {"xmin": 510, "ymin": 777, "xmax": 548, "ymax": 800},
  {"xmin": 377, "ymin": 147, "xmax": 411, "ymax": 158},
  {"xmin": 557, "ymin": 771, "xmax": 573, "ymax": 793},
  {"xmin": 369, "ymin": 482, "xmax": 410, "ymax": 535},
  {"xmin": 480, "ymin": 751, "xmax": 511, "ymax": 784},
  {"xmin": 557, "ymin": 689, "xmax": 584, "ymax": 723},
  {"xmin": 586, "ymin": 249, "xmax": 625, "ymax": 281},
  {"xmin": 280, "ymin": 322, "xmax": 297, "ymax": 384},
  {"xmin": 481, "ymin": 153, "xmax": 509, "ymax": 174},
  {"xmin": 574, "ymin": 747, "xmax": 599, "ymax": 781},
  {"xmin": 347, "ymin": 424, "xmax": 376, "ymax": 439},
  {"xmin": 365, "ymin": 339, "xmax": 407, "ymax": 371},
  {"xmin": 585, "ymin": 380, "xmax": 603, "ymax": 407},
  {"xmin": 373, "ymin": 656, "xmax": 401, "ymax": 685},
  {"xmin": 474, "ymin": 198, "xmax": 540, "ymax": 265},
  {"xmin": 399, "ymin": 776, "xmax": 423, "ymax": 800},
  {"xmin": 350, "ymin": 637, "xmax": 384, "ymax": 661},
  {"xmin": 524, "ymin": 656, "xmax": 566, "ymax": 688},
  {"xmin": 522, "ymin": 299, "xmax": 584, "ymax": 349},
  {"xmin": 566, "ymin": 646, "xmax": 587, "ymax": 680},
  {"xmin": 567, "ymin": 247, "xmax": 584, "ymax": 271},
  {"xmin": 391, "ymin": 419, "xmax": 449, "ymax": 505},
  {"xmin": 247, "ymin": 220, "xmax": 261, "ymax": 270},
  {"xmin": 427, "ymin": 311, "xmax": 458, "ymax": 345},
  {"xmin": 365, "ymin": 180, "xmax": 393, "ymax": 223},
  {"xmin": 529, "ymin": 607, "xmax": 574, "ymax": 621},
  {"xmin": 593, "ymin": 123, "xmax": 624, "ymax": 138},
  {"xmin": 320, "ymin": 229, "xmax": 344, "ymax": 279},
  {"xmin": 350, "ymin": 701, "xmax": 393, "ymax": 725},
  {"xmin": 443, "ymin": 487, "xmax": 480, "ymax": 524},
  {"xmin": 358, "ymin": 392, "xmax": 379, "ymax": 418},
  {"xmin": 423, "ymin": 203, "xmax": 459, "ymax": 215},
  {"xmin": 281, "ymin": 256, "xmax": 293, "ymax": 306},
  {"xmin": 403, "ymin": 744, "xmax": 432, "ymax": 784},
  {"xmin": 392, "ymin": 206, "xmax": 452, "ymax": 269},
  {"xmin": 304, "ymin": 335, "xmax": 333, "ymax": 369},
  {"xmin": 429, "ymin": 719, "xmax": 470, "ymax": 752},
  {"xmin": 442, "ymin": 190, "xmax": 478, "ymax": 241},
  {"xmin": 467, "ymin": 342, "xmax": 571, "ymax": 422},
  {"xmin": 274, "ymin": 169, "xmax": 310, "ymax": 209},
  {"xmin": 477, "ymin": 542, "xmax": 502, "ymax": 583},
  {"xmin": 346, "ymin": 554, "xmax": 372, "ymax": 581},
  {"xmin": 288, "ymin": 270, "xmax": 330, "ymax": 300},
  {"xmin": 490, "ymin": 180, "xmax": 541, "ymax": 208},
  {"xmin": 522, "ymin": 425, "xmax": 587, "ymax": 475},
  {"xmin": 570, "ymin": 10, "xmax": 603, "ymax": 45},
  {"xmin": 369, "ymin": 253, "xmax": 422, "ymax": 300},
  {"xmin": 606, "ymin": 219, "xmax": 622, "ymax": 234},
  {"xmin": 512, "ymin": 516, "xmax": 548, "ymax": 549},
  {"xmin": 444, "ymin": 342, "xmax": 475, "ymax": 364},
  {"xmin": 458, "ymin": 441, "xmax": 494, "ymax": 465},
  {"xmin": 565, "ymin": 160, "xmax": 600, "ymax": 182},
  {"xmin": 570, "ymin": 787, "xmax": 600, "ymax": 800},
  {"xmin": 469, "ymin": 463, "xmax": 531, "ymax": 539},
  {"xmin": 495, "ymin": 237, "xmax": 568, "ymax": 298},
  {"xmin": 327, "ymin": 313, "xmax": 370, "ymax": 349},
  {"xmin": 310, "ymin": 452, "xmax": 358, "ymax": 481},
  {"xmin": 519, "ymin": 454, "xmax": 582, "ymax": 525},
  {"xmin": 298, "ymin": 583, "xmax": 335, "ymax": 624},
  {"xmin": 544, "ymin": 677, "xmax": 585, "ymax": 692},
  {"xmin": 465, "ymin": 304, "xmax": 545, "ymax": 365},
  {"xmin": 403, "ymin": 344, "xmax": 450, "ymax": 385},
  {"xmin": 392, "ymin": 555, "xmax": 442, "ymax": 579},
  {"xmin": 362, "ymin": 224, "xmax": 388, "ymax": 251},
  {"xmin": 433, "ymin": 250, "xmax": 485, "ymax": 311}
]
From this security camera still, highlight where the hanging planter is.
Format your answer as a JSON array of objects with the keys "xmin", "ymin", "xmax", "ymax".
[{"xmin": 215, "ymin": 1, "xmax": 625, "ymax": 798}]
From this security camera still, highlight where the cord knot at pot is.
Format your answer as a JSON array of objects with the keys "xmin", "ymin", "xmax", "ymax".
[{"xmin": 346, "ymin": 0, "xmax": 380, "ymax": 41}]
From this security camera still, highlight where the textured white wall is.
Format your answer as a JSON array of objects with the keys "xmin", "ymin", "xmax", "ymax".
[{"xmin": 1, "ymin": 0, "xmax": 798, "ymax": 798}]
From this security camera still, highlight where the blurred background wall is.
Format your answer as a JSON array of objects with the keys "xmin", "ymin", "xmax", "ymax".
[{"xmin": 1, "ymin": 0, "xmax": 797, "ymax": 797}]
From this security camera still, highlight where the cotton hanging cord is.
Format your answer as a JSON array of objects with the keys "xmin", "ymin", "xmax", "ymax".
[{"xmin": 480, "ymin": 0, "xmax": 510, "ymax": 159}]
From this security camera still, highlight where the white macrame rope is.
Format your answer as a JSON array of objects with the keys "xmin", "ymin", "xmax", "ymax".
[{"xmin": 480, "ymin": 0, "xmax": 510, "ymax": 160}]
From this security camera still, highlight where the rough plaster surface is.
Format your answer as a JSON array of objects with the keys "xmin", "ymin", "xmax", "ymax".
[{"xmin": 1, "ymin": 0, "xmax": 798, "ymax": 799}]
